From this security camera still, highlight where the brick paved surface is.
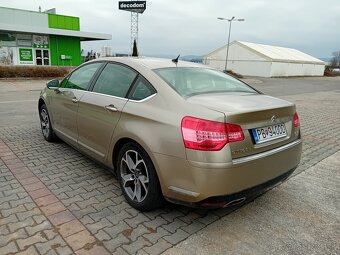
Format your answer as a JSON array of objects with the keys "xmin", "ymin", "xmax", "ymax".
[{"xmin": 0, "ymin": 86, "xmax": 339, "ymax": 254}]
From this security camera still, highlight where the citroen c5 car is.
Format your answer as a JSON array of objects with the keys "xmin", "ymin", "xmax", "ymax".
[{"xmin": 38, "ymin": 57, "xmax": 302, "ymax": 211}]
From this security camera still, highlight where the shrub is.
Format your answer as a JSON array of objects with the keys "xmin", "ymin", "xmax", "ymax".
[{"xmin": 0, "ymin": 65, "xmax": 75, "ymax": 78}]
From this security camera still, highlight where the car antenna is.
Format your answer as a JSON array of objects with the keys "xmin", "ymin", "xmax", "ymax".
[{"xmin": 172, "ymin": 54, "xmax": 180, "ymax": 64}]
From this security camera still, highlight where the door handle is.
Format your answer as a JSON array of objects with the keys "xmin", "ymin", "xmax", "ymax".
[
  {"xmin": 105, "ymin": 104, "xmax": 118, "ymax": 112},
  {"xmin": 71, "ymin": 98, "xmax": 79, "ymax": 103}
]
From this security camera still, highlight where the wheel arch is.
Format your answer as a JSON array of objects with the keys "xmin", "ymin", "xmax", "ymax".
[
  {"xmin": 111, "ymin": 137, "xmax": 163, "ymax": 185},
  {"xmin": 38, "ymin": 98, "xmax": 45, "ymax": 111}
]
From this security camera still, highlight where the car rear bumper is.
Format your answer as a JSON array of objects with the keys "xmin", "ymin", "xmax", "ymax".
[{"xmin": 153, "ymin": 139, "xmax": 302, "ymax": 205}]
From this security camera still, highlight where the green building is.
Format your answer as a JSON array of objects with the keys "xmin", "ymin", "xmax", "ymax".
[{"xmin": 0, "ymin": 6, "xmax": 111, "ymax": 66}]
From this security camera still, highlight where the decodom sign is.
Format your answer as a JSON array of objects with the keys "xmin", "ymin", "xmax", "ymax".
[{"xmin": 118, "ymin": 1, "xmax": 146, "ymax": 13}]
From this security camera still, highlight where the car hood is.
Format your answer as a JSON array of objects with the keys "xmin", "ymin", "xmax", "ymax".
[{"xmin": 186, "ymin": 92, "xmax": 293, "ymax": 114}]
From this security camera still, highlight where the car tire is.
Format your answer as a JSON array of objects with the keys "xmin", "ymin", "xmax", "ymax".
[
  {"xmin": 117, "ymin": 142, "xmax": 164, "ymax": 211},
  {"xmin": 39, "ymin": 104, "xmax": 57, "ymax": 142}
]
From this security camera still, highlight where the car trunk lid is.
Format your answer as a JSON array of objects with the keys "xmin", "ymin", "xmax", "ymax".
[{"xmin": 186, "ymin": 92, "xmax": 300, "ymax": 158}]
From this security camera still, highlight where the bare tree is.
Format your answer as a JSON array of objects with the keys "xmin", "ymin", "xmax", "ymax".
[{"xmin": 330, "ymin": 51, "xmax": 340, "ymax": 67}]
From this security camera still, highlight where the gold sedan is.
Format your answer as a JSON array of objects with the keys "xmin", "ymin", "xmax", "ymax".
[{"xmin": 38, "ymin": 57, "xmax": 302, "ymax": 211}]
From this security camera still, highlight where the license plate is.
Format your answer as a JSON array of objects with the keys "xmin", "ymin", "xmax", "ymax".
[{"xmin": 252, "ymin": 123, "xmax": 287, "ymax": 144}]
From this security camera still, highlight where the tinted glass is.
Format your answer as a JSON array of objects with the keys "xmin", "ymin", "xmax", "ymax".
[
  {"xmin": 61, "ymin": 63, "xmax": 102, "ymax": 90},
  {"xmin": 129, "ymin": 77, "xmax": 156, "ymax": 100},
  {"xmin": 154, "ymin": 67, "xmax": 257, "ymax": 97},
  {"xmin": 92, "ymin": 63, "xmax": 137, "ymax": 98}
]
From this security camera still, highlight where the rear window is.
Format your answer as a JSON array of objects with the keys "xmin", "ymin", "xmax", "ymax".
[{"xmin": 154, "ymin": 67, "xmax": 257, "ymax": 97}]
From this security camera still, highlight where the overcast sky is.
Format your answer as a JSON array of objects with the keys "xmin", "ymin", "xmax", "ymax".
[{"xmin": 1, "ymin": 0, "xmax": 339, "ymax": 58}]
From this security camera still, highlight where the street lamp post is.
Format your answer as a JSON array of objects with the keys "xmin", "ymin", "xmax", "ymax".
[{"xmin": 217, "ymin": 17, "xmax": 245, "ymax": 71}]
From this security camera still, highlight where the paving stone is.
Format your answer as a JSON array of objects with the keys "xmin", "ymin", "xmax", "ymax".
[
  {"xmin": 103, "ymin": 221, "xmax": 130, "ymax": 239},
  {"xmin": 163, "ymin": 219, "xmax": 187, "ymax": 234},
  {"xmin": 95, "ymin": 229, "xmax": 112, "ymax": 242},
  {"xmin": 34, "ymin": 235, "xmax": 68, "ymax": 255},
  {"xmin": 16, "ymin": 245, "xmax": 39, "ymax": 255},
  {"xmin": 75, "ymin": 244, "xmax": 110, "ymax": 255},
  {"xmin": 16, "ymin": 207, "xmax": 41, "ymax": 221},
  {"xmin": 122, "ymin": 236, "xmax": 152, "ymax": 255},
  {"xmin": 125, "ymin": 213, "xmax": 150, "ymax": 228},
  {"xmin": 0, "ymin": 228, "xmax": 27, "ymax": 246},
  {"xmin": 17, "ymin": 231, "xmax": 49, "ymax": 250},
  {"xmin": 40, "ymin": 201, "xmax": 67, "ymax": 216},
  {"xmin": 1, "ymin": 87, "xmax": 339, "ymax": 255},
  {"xmin": 143, "ymin": 227, "xmax": 171, "ymax": 244},
  {"xmin": 57, "ymin": 219, "xmax": 86, "ymax": 238},
  {"xmin": 143, "ymin": 238, "xmax": 172, "ymax": 254},
  {"xmin": 48, "ymin": 210, "xmax": 76, "ymax": 226},
  {"xmin": 65, "ymin": 230, "xmax": 96, "ymax": 251},
  {"xmin": 129, "ymin": 224, "xmax": 150, "ymax": 242},
  {"xmin": 25, "ymin": 220, "xmax": 51, "ymax": 236},
  {"xmin": 103, "ymin": 233, "xmax": 130, "ymax": 252},
  {"xmin": 163, "ymin": 229, "xmax": 190, "ymax": 245},
  {"xmin": 0, "ymin": 241, "xmax": 18, "ymax": 254},
  {"xmin": 86, "ymin": 218, "xmax": 111, "ymax": 234},
  {"xmin": 180, "ymin": 221, "xmax": 206, "ymax": 234}
]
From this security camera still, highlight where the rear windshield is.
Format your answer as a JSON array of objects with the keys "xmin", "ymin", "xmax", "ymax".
[{"xmin": 154, "ymin": 67, "xmax": 257, "ymax": 97}]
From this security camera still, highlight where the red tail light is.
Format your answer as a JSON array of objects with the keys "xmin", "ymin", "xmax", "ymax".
[
  {"xmin": 293, "ymin": 112, "xmax": 300, "ymax": 127},
  {"xmin": 181, "ymin": 116, "xmax": 244, "ymax": 151}
]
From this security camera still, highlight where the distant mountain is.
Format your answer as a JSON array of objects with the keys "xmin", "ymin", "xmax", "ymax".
[
  {"xmin": 319, "ymin": 57, "xmax": 331, "ymax": 63},
  {"xmin": 181, "ymin": 55, "xmax": 204, "ymax": 63},
  {"xmin": 144, "ymin": 54, "xmax": 204, "ymax": 63}
]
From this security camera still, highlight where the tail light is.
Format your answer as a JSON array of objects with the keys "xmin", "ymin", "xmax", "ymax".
[
  {"xmin": 293, "ymin": 112, "xmax": 300, "ymax": 127},
  {"xmin": 181, "ymin": 116, "xmax": 244, "ymax": 151}
]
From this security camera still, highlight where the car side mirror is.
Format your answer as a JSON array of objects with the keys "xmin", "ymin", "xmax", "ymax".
[{"xmin": 46, "ymin": 79, "xmax": 59, "ymax": 89}]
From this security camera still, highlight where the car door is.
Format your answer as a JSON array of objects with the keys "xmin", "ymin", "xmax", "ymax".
[
  {"xmin": 76, "ymin": 62, "xmax": 138, "ymax": 162},
  {"xmin": 49, "ymin": 62, "xmax": 103, "ymax": 147}
]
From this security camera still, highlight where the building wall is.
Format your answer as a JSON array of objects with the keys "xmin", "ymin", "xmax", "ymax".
[
  {"xmin": 49, "ymin": 35, "xmax": 81, "ymax": 66},
  {"xmin": 48, "ymin": 14, "xmax": 80, "ymax": 31},
  {"xmin": 0, "ymin": 7, "xmax": 82, "ymax": 66},
  {"xmin": 0, "ymin": 7, "xmax": 48, "ymax": 28},
  {"xmin": 204, "ymin": 43, "xmax": 271, "ymax": 77},
  {"xmin": 204, "ymin": 42, "xmax": 325, "ymax": 77},
  {"xmin": 270, "ymin": 62, "xmax": 325, "ymax": 77}
]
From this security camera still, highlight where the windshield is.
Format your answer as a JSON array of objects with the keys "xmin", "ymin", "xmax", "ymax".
[{"xmin": 154, "ymin": 67, "xmax": 257, "ymax": 97}]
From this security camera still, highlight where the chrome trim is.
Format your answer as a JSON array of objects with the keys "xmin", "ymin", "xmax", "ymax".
[
  {"xmin": 232, "ymin": 139, "xmax": 302, "ymax": 165},
  {"xmin": 128, "ymin": 93, "xmax": 157, "ymax": 103},
  {"xmin": 168, "ymin": 186, "xmax": 200, "ymax": 197},
  {"xmin": 83, "ymin": 90, "xmax": 157, "ymax": 103},
  {"xmin": 84, "ymin": 90, "xmax": 129, "ymax": 101}
]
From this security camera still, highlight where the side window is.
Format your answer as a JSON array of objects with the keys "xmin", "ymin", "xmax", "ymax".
[
  {"xmin": 60, "ymin": 63, "xmax": 102, "ymax": 90},
  {"xmin": 129, "ymin": 77, "xmax": 156, "ymax": 100},
  {"xmin": 92, "ymin": 63, "xmax": 137, "ymax": 98}
]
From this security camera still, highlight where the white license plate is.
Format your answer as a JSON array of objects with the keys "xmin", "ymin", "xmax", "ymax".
[{"xmin": 252, "ymin": 123, "xmax": 287, "ymax": 144}]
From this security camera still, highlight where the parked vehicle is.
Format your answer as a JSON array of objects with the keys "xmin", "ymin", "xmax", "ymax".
[{"xmin": 38, "ymin": 57, "xmax": 302, "ymax": 211}]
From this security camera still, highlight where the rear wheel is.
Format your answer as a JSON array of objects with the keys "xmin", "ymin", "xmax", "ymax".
[
  {"xmin": 39, "ymin": 104, "xmax": 57, "ymax": 142},
  {"xmin": 117, "ymin": 142, "xmax": 164, "ymax": 211}
]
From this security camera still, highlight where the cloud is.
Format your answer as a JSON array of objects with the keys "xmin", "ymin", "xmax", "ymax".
[{"xmin": 1, "ymin": 0, "xmax": 339, "ymax": 57}]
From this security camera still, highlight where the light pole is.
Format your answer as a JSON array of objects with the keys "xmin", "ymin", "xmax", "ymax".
[{"xmin": 217, "ymin": 17, "xmax": 245, "ymax": 71}]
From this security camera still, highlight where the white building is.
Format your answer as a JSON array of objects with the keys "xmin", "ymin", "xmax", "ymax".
[
  {"xmin": 100, "ymin": 46, "xmax": 112, "ymax": 57},
  {"xmin": 203, "ymin": 41, "xmax": 325, "ymax": 77}
]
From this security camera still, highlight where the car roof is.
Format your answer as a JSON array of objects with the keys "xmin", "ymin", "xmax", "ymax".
[{"xmin": 91, "ymin": 57, "xmax": 205, "ymax": 70}]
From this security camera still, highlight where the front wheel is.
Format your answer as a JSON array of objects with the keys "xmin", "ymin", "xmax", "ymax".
[
  {"xmin": 117, "ymin": 142, "xmax": 164, "ymax": 211},
  {"xmin": 39, "ymin": 104, "xmax": 57, "ymax": 142}
]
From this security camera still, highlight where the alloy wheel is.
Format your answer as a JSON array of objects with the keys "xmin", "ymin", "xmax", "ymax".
[
  {"xmin": 40, "ymin": 108, "xmax": 50, "ymax": 139},
  {"xmin": 120, "ymin": 149, "xmax": 149, "ymax": 203}
]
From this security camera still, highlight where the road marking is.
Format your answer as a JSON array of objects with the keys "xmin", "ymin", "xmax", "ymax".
[{"xmin": 0, "ymin": 100, "xmax": 36, "ymax": 104}]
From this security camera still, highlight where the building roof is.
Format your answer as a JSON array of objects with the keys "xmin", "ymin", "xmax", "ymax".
[
  {"xmin": 0, "ymin": 6, "xmax": 111, "ymax": 41},
  {"xmin": 0, "ymin": 23, "xmax": 111, "ymax": 41},
  {"xmin": 207, "ymin": 41, "xmax": 324, "ymax": 65}
]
